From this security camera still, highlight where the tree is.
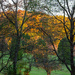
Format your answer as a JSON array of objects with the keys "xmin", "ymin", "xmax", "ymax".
[
  {"xmin": 58, "ymin": 37, "xmax": 70, "ymax": 64},
  {"xmin": 32, "ymin": 39, "xmax": 61, "ymax": 75},
  {"xmin": 0, "ymin": 0, "xmax": 39, "ymax": 74},
  {"xmin": 37, "ymin": 0, "xmax": 75, "ymax": 75},
  {"xmin": 33, "ymin": 52, "xmax": 61, "ymax": 75},
  {"xmin": 39, "ymin": 15, "xmax": 67, "ymax": 45}
]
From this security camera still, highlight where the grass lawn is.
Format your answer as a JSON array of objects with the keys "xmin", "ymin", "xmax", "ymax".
[
  {"xmin": 29, "ymin": 65, "xmax": 70, "ymax": 75},
  {"xmin": 0, "ymin": 53, "xmax": 71, "ymax": 75},
  {"xmin": 29, "ymin": 67, "xmax": 47, "ymax": 75}
]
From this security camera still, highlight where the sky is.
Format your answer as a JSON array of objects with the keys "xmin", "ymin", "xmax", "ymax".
[
  {"xmin": 47, "ymin": 0, "xmax": 75, "ymax": 17},
  {"xmin": 3, "ymin": 0, "xmax": 75, "ymax": 17}
]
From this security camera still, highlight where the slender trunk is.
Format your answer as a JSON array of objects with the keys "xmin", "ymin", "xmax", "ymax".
[{"xmin": 13, "ymin": 36, "xmax": 20, "ymax": 75}]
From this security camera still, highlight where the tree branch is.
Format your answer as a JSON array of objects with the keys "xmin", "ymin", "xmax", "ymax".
[
  {"xmin": 64, "ymin": 24, "xmax": 70, "ymax": 31},
  {"xmin": 1, "ymin": 3, "xmax": 15, "ymax": 25},
  {"xmin": 39, "ymin": 27, "xmax": 71, "ymax": 72},
  {"xmin": 0, "ymin": 57, "xmax": 10, "ymax": 72},
  {"xmin": 66, "ymin": 0, "xmax": 71, "ymax": 15},
  {"xmin": 20, "ymin": 0, "xmax": 28, "ymax": 36},
  {"xmin": 12, "ymin": 0, "xmax": 16, "ymax": 5},
  {"xmin": 57, "ymin": 0, "xmax": 70, "ymax": 20},
  {"xmin": 23, "ymin": 26, "xmax": 33, "ymax": 34}
]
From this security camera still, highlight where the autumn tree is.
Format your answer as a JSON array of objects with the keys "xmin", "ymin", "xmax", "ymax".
[{"xmin": 39, "ymin": 15, "xmax": 67, "ymax": 45}]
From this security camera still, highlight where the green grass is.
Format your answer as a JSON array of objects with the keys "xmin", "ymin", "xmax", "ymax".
[
  {"xmin": 0, "ymin": 53, "xmax": 71, "ymax": 75},
  {"xmin": 29, "ymin": 65, "xmax": 70, "ymax": 75},
  {"xmin": 29, "ymin": 67, "xmax": 47, "ymax": 75}
]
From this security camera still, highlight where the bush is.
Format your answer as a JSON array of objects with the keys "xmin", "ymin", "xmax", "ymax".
[{"xmin": 58, "ymin": 37, "xmax": 70, "ymax": 64}]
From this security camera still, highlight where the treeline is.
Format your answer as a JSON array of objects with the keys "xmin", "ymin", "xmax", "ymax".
[
  {"xmin": 0, "ymin": 10, "xmax": 75, "ymax": 75},
  {"xmin": 0, "ymin": 10, "xmax": 72, "ymax": 46}
]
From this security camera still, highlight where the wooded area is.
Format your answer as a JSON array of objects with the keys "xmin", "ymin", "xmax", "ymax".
[{"xmin": 0, "ymin": 0, "xmax": 75, "ymax": 75}]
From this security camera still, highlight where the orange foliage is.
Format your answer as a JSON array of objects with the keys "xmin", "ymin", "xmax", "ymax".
[{"xmin": 0, "ymin": 10, "xmax": 74, "ymax": 44}]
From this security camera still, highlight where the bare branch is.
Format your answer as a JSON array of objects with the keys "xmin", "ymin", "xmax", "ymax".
[
  {"xmin": 38, "ymin": 27, "xmax": 71, "ymax": 72},
  {"xmin": 63, "ymin": 22, "xmax": 70, "ymax": 43},
  {"xmin": 12, "ymin": 0, "xmax": 16, "ymax": 5},
  {"xmin": 71, "ymin": 5, "xmax": 75, "ymax": 17},
  {"xmin": 0, "ymin": 57, "xmax": 10, "ymax": 72},
  {"xmin": 43, "ymin": 6, "xmax": 64, "ymax": 23},
  {"xmin": 23, "ymin": 25, "xmax": 34, "ymax": 34},
  {"xmin": 0, "ymin": 53, "xmax": 9, "ymax": 59},
  {"xmin": 1, "ymin": 3, "xmax": 15, "ymax": 25},
  {"xmin": 20, "ymin": 0, "xmax": 27, "ymax": 34},
  {"xmin": 64, "ymin": 24, "xmax": 70, "ymax": 31},
  {"xmin": 57, "ymin": 0, "xmax": 70, "ymax": 20},
  {"xmin": 66, "ymin": 0, "xmax": 71, "ymax": 15}
]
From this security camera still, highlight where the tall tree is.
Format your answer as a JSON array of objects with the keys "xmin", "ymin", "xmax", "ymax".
[
  {"xmin": 0, "ymin": 0, "xmax": 39, "ymax": 74},
  {"xmin": 37, "ymin": 0, "xmax": 75, "ymax": 75}
]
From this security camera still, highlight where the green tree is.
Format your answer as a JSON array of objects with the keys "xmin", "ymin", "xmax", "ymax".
[
  {"xmin": 32, "ymin": 38, "xmax": 60, "ymax": 75},
  {"xmin": 33, "ymin": 49, "xmax": 60, "ymax": 75},
  {"xmin": 58, "ymin": 37, "xmax": 70, "ymax": 64}
]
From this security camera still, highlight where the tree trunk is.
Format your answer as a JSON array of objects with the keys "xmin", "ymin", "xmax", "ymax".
[
  {"xmin": 13, "ymin": 36, "xmax": 20, "ymax": 75},
  {"xmin": 47, "ymin": 70, "xmax": 51, "ymax": 75},
  {"xmin": 71, "ymin": 67, "xmax": 75, "ymax": 75},
  {"xmin": 71, "ymin": 72, "xmax": 75, "ymax": 75},
  {"xmin": 71, "ymin": 71, "xmax": 75, "ymax": 75},
  {"xmin": 70, "ymin": 17, "xmax": 74, "ymax": 75},
  {"xmin": 47, "ymin": 71, "xmax": 51, "ymax": 75}
]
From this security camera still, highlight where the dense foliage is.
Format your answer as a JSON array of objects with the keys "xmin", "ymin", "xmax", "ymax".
[
  {"xmin": 0, "ymin": 9, "xmax": 74, "ymax": 75},
  {"xmin": 58, "ymin": 37, "xmax": 70, "ymax": 64}
]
